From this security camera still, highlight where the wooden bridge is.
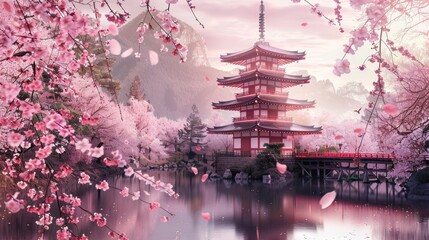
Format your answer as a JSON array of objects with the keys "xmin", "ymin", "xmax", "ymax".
[{"xmin": 293, "ymin": 152, "xmax": 395, "ymax": 183}]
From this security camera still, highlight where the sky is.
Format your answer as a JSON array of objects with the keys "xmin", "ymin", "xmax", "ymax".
[{"xmin": 121, "ymin": 0, "xmax": 378, "ymax": 90}]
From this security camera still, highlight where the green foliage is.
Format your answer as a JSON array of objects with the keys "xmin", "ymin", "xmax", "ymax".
[
  {"xmin": 256, "ymin": 143, "xmax": 284, "ymax": 172},
  {"xmin": 179, "ymin": 104, "xmax": 207, "ymax": 154},
  {"xmin": 416, "ymin": 167, "xmax": 429, "ymax": 184},
  {"xmin": 241, "ymin": 164, "xmax": 256, "ymax": 174}
]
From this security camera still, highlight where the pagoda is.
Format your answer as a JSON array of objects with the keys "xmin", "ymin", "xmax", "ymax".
[{"xmin": 208, "ymin": 0, "xmax": 321, "ymax": 157}]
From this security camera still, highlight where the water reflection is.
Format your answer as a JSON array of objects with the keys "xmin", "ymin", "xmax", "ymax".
[{"xmin": 1, "ymin": 171, "xmax": 429, "ymax": 240}]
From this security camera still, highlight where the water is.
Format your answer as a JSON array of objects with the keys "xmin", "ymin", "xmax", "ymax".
[{"xmin": 1, "ymin": 170, "xmax": 429, "ymax": 240}]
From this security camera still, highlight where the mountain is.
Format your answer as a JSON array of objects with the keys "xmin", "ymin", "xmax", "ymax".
[
  {"xmin": 111, "ymin": 12, "xmax": 235, "ymax": 120},
  {"xmin": 287, "ymin": 72, "xmax": 367, "ymax": 123}
]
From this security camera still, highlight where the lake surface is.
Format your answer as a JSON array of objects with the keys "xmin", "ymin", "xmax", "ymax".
[{"xmin": 2, "ymin": 170, "xmax": 429, "ymax": 240}]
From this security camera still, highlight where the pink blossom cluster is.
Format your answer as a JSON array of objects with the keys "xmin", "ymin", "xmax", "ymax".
[{"xmin": 0, "ymin": 0, "xmax": 191, "ymax": 238}]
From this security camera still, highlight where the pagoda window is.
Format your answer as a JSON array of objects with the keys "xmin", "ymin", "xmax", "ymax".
[
  {"xmin": 260, "ymin": 85, "xmax": 267, "ymax": 92},
  {"xmin": 233, "ymin": 133, "xmax": 241, "ymax": 137},
  {"xmin": 242, "ymin": 132, "xmax": 250, "ymax": 137},
  {"xmin": 275, "ymin": 87, "xmax": 282, "ymax": 93},
  {"xmin": 262, "ymin": 56, "xmax": 267, "ymax": 61},
  {"xmin": 260, "ymin": 109, "xmax": 268, "ymax": 117},
  {"xmin": 262, "ymin": 80, "xmax": 268, "ymax": 84},
  {"xmin": 234, "ymin": 138, "xmax": 241, "ymax": 148},
  {"xmin": 273, "ymin": 63, "xmax": 278, "ymax": 70},
  {"xmin": 251, "ymin": 132, "xmax": 258, "ymax": 137},
  {"xmin": 253, "ymin": 110, "xmax": 259, "ymax": 117},
  {"xmin": 240, "ymin": 111, "xmax": 246, "ymax": 117},
  {"xmin": 266, "ymin": 62, "xmax": 273, "ymax": 70},
  {"xmin": 251, "ymin": 137, "xmax": 259, "ymax": 148},
  {"xmin": 259, "ymin": 62, "xmax": 266, "ymax": 69},
  {"xmin": 260, "ymin": 138, "xmax": 269, "ymax": 148}
]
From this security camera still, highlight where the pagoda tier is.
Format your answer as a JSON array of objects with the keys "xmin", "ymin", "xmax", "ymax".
[
  {"xmin": 218, "ymin": 68, "xmax": 310, "ymax": 88},
  {"xmin": 221, "ymin": 41, "xmax": 305, "ymax": 66},
  {"xmin": 208, "ymin": 121, "xmax": 322, "ymax": 135},
  {"xmin": 213, "ymin": 94, "xmax": 315, "ymax": 111}
]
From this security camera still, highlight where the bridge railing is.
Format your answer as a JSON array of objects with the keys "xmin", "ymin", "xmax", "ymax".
[{"xmin": 296, "ymin": 152, "xmax": 395, "ymax": 159}]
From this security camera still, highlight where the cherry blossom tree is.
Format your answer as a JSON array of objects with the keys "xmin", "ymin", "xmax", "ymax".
[{"xmin": 0, "ymin": 0, "xmax": 201, "ymax": 238}]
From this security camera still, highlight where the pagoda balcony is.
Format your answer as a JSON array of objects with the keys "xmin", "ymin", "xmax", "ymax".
[
  {"xmin": 232, "ymin": 116, "xmax": 293, "ymax": 122},
  {"xmin": 236, "ymin": 90, "xmax": 288, "ymax": 98},
  {"xmin": 239, "ymin": 67, "xmax": 283, "ymax": 75}
]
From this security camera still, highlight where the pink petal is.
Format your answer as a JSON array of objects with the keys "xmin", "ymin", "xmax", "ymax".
[
  {"xmin": 149, "ymin": 50, "xmax": 159, "ymax": 65},
  {"xmin": 109, "ymin": 39, "xmax": 121, "ymax": 55},
  {"xmin": 276, "ymin": 162, "xmax": 287, "ymax": 174},
  {"xmin": 201, "ymin": 174, "xmax": 209, "ymax": 182},
  {"xmin": 108, "ymin": 24, "xmax": 119, "ymax": 36},
  {"xmin": 121, "ymin": 48, "xmax": 133, "ymax": 58},
  {"xmin": 301, "ymin": 22, "xmax": 308, "ymax": 27},
  {"xmin": 191, "ymin": 167, "xmax": 198, "ymax": 175},
  {"xmin": 383, "ymin": 103, "xmax": 400, "ymax": 116},
  {"xmin": 201, "ymin": 212, "xmax": 210, "ymax": 221},
  {"xmin": 334, "ymin": 135, "xmax": 344, "ymax": 140},
  {"xmin": 319, "ymin": 190, "xmax": 336, "ymax": 209},
  {"xmin": 353, "ymin": 128, "xmax": 364, "ymax": 134},
  {"xmin": 160, "ymin": 216, "xmax": 169, "ymax": 222},
  {"xmin": 204, "ymin": 76, "xmax": 210, "ymax": 81}
]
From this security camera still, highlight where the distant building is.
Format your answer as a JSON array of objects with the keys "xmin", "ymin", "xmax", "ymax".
[{"xmin": 208, "ymin": 0, "xmax": 321, "ymax": 157}]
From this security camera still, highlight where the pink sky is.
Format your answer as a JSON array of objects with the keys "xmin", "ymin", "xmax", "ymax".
[{"xmin": 122, "ymin": 0, "xmax": 382, "ymax": 90}]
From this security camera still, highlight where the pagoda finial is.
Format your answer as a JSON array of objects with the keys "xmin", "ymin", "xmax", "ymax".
[{"xmin": 259, "ymin": 0, "xmax": 265, "ymax": 41}]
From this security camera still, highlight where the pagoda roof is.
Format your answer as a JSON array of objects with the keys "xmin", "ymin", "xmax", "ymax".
[
  {"xmin": 207, "ymin": 121, "xmax": 322, "ymax": 135},
  {"xmin": 220, "ymin": 41, "xmax": 305, "ymax": 66},
  {"xmin": 213, "ymin": 94, "xmax": 315, "ymax": 111},
  {"xmin": 218, "ymin": 68, "xmax": 310, "ymax": 87}
]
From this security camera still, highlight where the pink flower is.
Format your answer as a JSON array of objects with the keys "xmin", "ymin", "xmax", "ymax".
[
  {"xmin": 0, "ymin": 82, "xmax": 20, "ymax": 103},
  {"xmin": 334, "ymin": 135, "xmax": 344, "ymax": 140},
  {"xmin": 103, "ymin": 158, "xmax": 119, "ymax": 166},
  {"xmin": 131, "ymin": 191, "xmax": 140, "ymax": 201},
  {"xmin": 149, "ymin": 202, "xmax": 161, "ymax": 210},
  {"xmin": 17, "ymin": 181, "xmax": 27, "ymax": 189},
  {"xmin": 35, "ymin": 146, "xmax": 52, "ymax": 159},
  {"xmin": 4, "ymin": 192, "xmax": 24, "ymax": 213},
  {"xmin": 90, "ymin": 146, "xmax": 104, "ymax": 158},
  {"xmin": 78, "ymin": 172, "xmax": 91, "ymax": 185},
  {"xmin": 75, "ymin": 138, "xmax": 91, "ymax": 153},
  {"xmin": 7, "ymin": 132, "xmax": 25, "ymax": 148},
  {"xmin": 120, "ymin": 187, "xmax": 129, "ymax": 197},
  {"xmin": 56, "ymin": 227, "xmax": 72, "ymax": 240},
  {"xmin": 124, "ymin": 166, "xmax": 134, "ymax": 177},
  {"xmin": 56, "ymin": 218, "xmax": 65, "ymax": 226},
  {"xmin": 366, "ymin": 4, "xmax": 387, "ymax": 27},
  {"xmin": 354, "ymin": 128, "xmax": 365, "ymax": 135},
  {"xmin": 95, "ymin": 180, "xmax": 109, "ymax": 191},
  {"xmin": 333, "ymin": 59, "xmax": 351, "ymax": 76},
  {"xmin": 191, "ymin": 167, "xmax": 198, "ymax": 175}
]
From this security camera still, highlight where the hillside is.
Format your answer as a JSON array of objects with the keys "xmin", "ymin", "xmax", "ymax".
[{"xmin": 111, "ymin": 12, "xmax": 235, "ymax": 120}]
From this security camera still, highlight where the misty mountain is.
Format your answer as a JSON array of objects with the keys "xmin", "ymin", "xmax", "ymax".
[
  {"xmin": 288, "ymin": 73, "xmax": 368, "ymax": 123},
  {"xmin": 111, "ymin": 12, "xmax": 235, "ymax": 120}
]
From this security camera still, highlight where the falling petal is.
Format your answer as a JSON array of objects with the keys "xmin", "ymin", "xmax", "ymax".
[
  {"xmin": 108, "ymin": 24, "xmax": 119, "ymax": 36},
  {"xmin": 121, "ymin": 48, "xmax": 134, "ymax": 58},
  {"xmin": 334, "ymin": 135, "xmax": 344, "ymax": 140},
  {"xmin": 201, "ymin": 212, "xmax": 210, "ymax": 221},
  {"xmin": 160, "ymin": 216, "xmax": 169, "ymax": 222},
  {"xmin": 143, "ymin": 191, "xmax": 150, "ymax": 196},
  {"xmin": 319, "ymin": 190, "xmax": 336, "ymax": 209},
  {"xmin": 383, "ymin": 103, "xmax": 400, "ymax": 116},
  {"xmin": 204, "ymin": 76, "xmax": 210, "ymax": 81},
  {"xmin": 276, "ymin": 162, "xmax": 287, "ymax": 174},
  {"xmin": 149, "ymin": 50, "xmax": 159, "ymax": 65},
  {"xmin": 109, "ymin": 39, "xmax": 121, "ymax": 55},
  {"xmin": 353, "ymin": 128, "xmax": 364, "ymax": 134},
  {"xmin": 201, "ymin": 174, "xmax": 209, "ymax": 182},
  {"xmin": 301, "ymin": 22, "xmax": 308, "ymax": 27},
  {"xmin": 191, "ymin": 167, "xmax": 198, "ymax": 175}
]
